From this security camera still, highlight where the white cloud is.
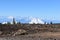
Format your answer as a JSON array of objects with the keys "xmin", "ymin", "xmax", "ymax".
[
  {"xmin": 2, "ymin": 22, "xmax": 7, "ymax": 24},
  {"xmin": 8, "ymin": 16, "xmax": 14, "ymax": 19},
  {"xmin": 29, "ymin": 18, "xmax": 44, "ymax": 24}
]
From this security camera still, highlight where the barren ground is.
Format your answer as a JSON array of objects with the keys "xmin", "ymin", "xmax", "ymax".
[{"xmin": 0, "ymin": 32, "xmax": 60, "ymax": 40}]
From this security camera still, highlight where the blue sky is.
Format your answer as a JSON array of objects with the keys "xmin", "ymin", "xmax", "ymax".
[{"xmin": 0, "ymin": 0, "xmax": 60, "ymax": 20}]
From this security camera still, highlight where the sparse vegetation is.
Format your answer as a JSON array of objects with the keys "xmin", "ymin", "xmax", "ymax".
[{"xmin": 0, "ymin": 18, "xmax": 60, "ymax": 40}]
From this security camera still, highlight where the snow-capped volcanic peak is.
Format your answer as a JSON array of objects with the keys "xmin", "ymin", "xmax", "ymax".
[{"xmin": 29, "ymin": 18, "xmax": 44, "ymax": 24}]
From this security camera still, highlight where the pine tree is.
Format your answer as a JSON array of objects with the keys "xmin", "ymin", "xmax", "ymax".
[
  {"xmin": 13, "ymin": 18, "xmax": 16, "ymax": 24},
  {"xmin": 50, "ymin": 21, "xmax": 53, "ymax": 24}
]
